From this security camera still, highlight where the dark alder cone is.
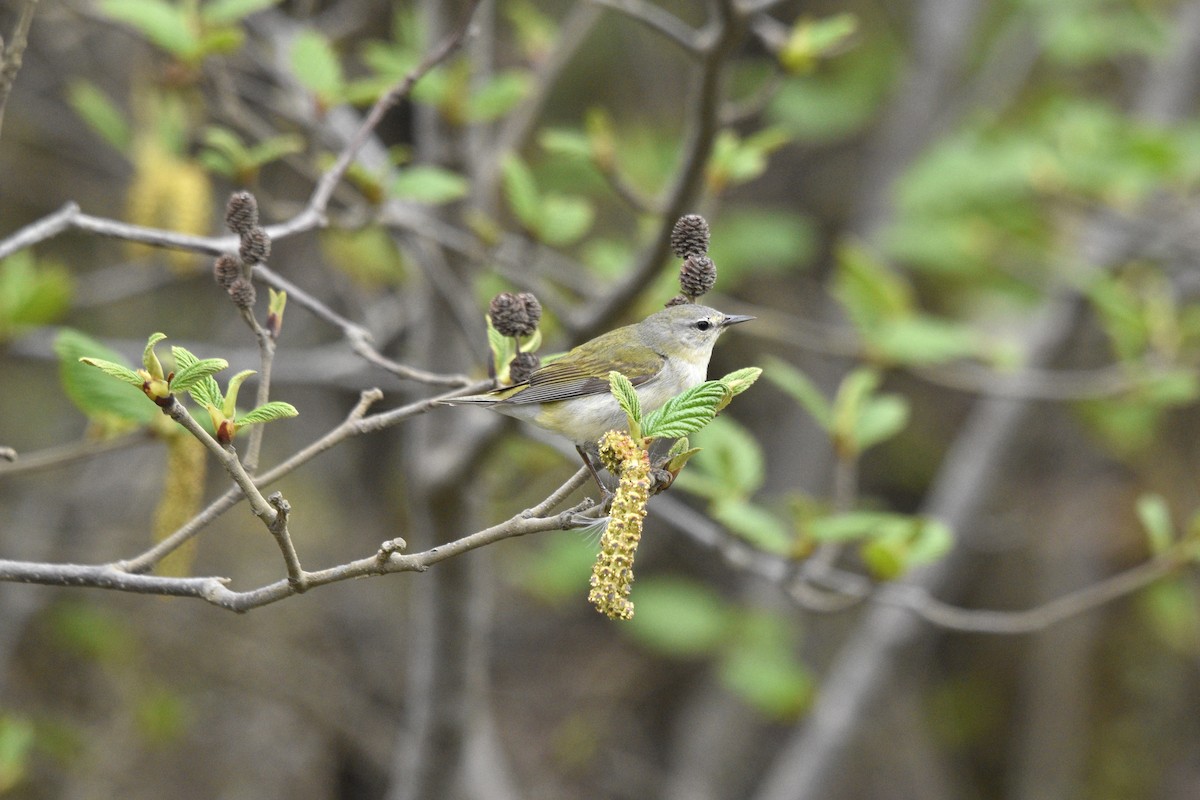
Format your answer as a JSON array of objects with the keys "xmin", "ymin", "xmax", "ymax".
[
  {"xmin": 679, "ymin": 254, "xmax": 717, "ymax": 298},
  {"xmin": 238, "ymin": 227, "xmax": 271, "ymax": 265},
  {"xmin": 213, "ymin": 254, "xmax": 242, "ymax": 289},
  {"xmin": 228, "ymin": 277, "xmax": 257, "ymax": 308},
  {"xmin": 225, "ymin": 191, "xmax": 259, "ymax": 235},
  {"xmin": 514, "ymin": 291, "xmax": 542, "ymax": 331},
  {"xmin": 508, "ymin": 351, "xmax": 540, "ymax": 384},
  {"xmin": 489, "ymin": 291, "xmax": 542, "ymax": 337},
  {"xmin": 664, "ymin": 294, "xmax": 691, "ymax": 307},
  {"xmin": 670, "ymin": 214, "xmax": 710, "ymax": 259}
]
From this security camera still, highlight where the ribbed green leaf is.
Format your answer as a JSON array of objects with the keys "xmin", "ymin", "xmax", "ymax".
[
  {"xmin": 78, "ymin": 358, "xmax": 143, "ymax": 387},
  {"xmin": 236, "ymin": 401, "xmax": 299, "ymax": 425},
  {"xmin": 171, "ymin": 358, "xmax": 229, "ymax": 394},
  {"xmin": 56, "ymin": 330, "xmax": 156, "ymax": 426},
  {"xmin": 607, "ymin": 371, "xmax": 642, "ymax": 435},
  {"xmin": 642, "ymin": 381, "xmax": 728, "ymax": 440}
]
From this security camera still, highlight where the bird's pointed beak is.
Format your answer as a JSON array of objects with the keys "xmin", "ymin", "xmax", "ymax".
[{"xmin": 721, "ymin": 313, "xmax": 755, "ymax": 328}]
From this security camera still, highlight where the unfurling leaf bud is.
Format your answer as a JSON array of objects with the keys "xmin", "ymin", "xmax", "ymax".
[
  {"xmin": 225, "ymin": 191, "xmax": 259, "ymax": 235},
  {"xmin": 670, "ymin": 214, "xmax": 710, "ymax": 259},
  {"xmin": 238, "ymin": 226, "xmax": 271, "ymax": 265},
  {"xmin": 664, "ymin": 294, "xmax": 691, "ymax": 308},
  {"xmin": 228, "ymin": 277, "xmax": 257, "ymax": 308},
  {"xmin": 680, "ymin": 254, "xmax": 717, "ymax": 298},
  {"xmin": 213, "ymin": 254, "xmax": 242, "ymax": 289},
  {"xmin": 508, "ymin": 351, "xmax": 540, "ymax": 384},
  {"xmin": 489, "ymin": 291, "xmax": 542, "ymax": 337}
]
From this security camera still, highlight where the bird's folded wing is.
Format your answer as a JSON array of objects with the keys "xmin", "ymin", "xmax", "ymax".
[{"xmin": 502, "ymin": 353, "xmax": 663, "ymax": 405}]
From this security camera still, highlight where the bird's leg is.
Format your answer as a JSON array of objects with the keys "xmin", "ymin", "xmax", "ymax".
[{"xmin": 576, "ymin": 445, "xmax": 614, "ymax": 511}]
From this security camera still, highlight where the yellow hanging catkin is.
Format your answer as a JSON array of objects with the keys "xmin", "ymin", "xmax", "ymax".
[
  {"xmin": 152, "ymin": 432, "xmax": 207, "ymax": 577},
  {"xmin": 125, "ymin": 139, "xmax": 212, "ymax": 272},
  {"xmin": 588, "ymin": 430, "xmax": 652, "ymax": 620}
]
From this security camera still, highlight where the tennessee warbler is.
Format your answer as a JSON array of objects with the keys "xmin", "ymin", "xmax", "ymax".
[{"xmin": 444, "ymin": 304, "xmax": 752, "ymax": 472}]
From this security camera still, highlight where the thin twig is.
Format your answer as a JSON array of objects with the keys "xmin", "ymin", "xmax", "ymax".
[
  {"xmin": 570, "ymin": 0, "xmax": 743, "ymax": 338},
  {"xmin": 0, "ymin": 432, "xmax": 150, "ymax": 477},
  {"xmin": 161, "ymin": 395, "xmax": 277, "ymax": 525},
  {"xmin": 0, "ymin": 0, "xmax": 39, "ymax": 139},
  {"xmin": 589, "ymin": 0, "xmax": 704, "ymax": 52},
  {"xmin": 0, "ymin": 464, "xmax": 595, "ymax": 612}
]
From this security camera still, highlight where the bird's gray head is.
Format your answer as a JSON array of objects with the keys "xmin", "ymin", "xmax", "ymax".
[{"xmin": 638, "ymin": 303, "xmax": 754, "ymax": 361}]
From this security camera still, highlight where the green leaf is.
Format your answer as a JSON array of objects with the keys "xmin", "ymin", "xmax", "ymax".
[
  {"xmin": 236, "ymin": 401, "xmax": 299, "ymax": 425},
  {"xmin": 486, "ymin": 314, "xmax": 518, "ymax": 381},
  {"xmin": 808, "ymin": 510, "xmax": 910, "ymax": 542},
  {"xmin": 608, "ymin": 371, "xmax": 642, "ymax": 436},
  {"xmin": 221, "ymin": 369, "xmax": 256, "ymax": 418},
  {"xmin": 681, "ymin": 416, "xmax": 765, "ymax": 498},
  {"xmin": 538, "ymin": 128, "xmax": 594, "ymax": 159},
  {"xmin": 99, "ymin": 0, "xmax": 199, "ymax": 57},
  {"xmin": 290, "ymin": 29, "xmax": 344, "ymax": 102},
  {"xmin": 0, "ymin": 253, "xmax": 72, "ymax": 341},
  {"xmin": 707, "ymin": 209, "xmax": 818, "ymax": 282},
  {"xmin": 832, "ymin": 241, "xmax": 912, "ymax": 331},
  {"xmin": 854, "ymin": 394, "xmax": 910, "ymax": 451},
  {"xmin": 0, "ymin": 714, "xmax": 35, "ymax": 793},
  {"xmin": 871, "ymin": 316, "xmax": 980, "ymax": 365},
  {"xmin": 764, "ymin": 357, "xmax": 832, "ymax": 429},
  {"xmin": 779, "ymin": 13, "xmax": 859, "ymax": 73},
  {"xmin": 391, "ymin": 165, "xmax": 470, "ymax": 204},
  {"xmin": 55, "ymin": 329, "xmax": 156, "ymax": 426},
  {"xmin": 78, "ymin": 358, "xmax": 143, "ymax": 387},
  {"xmin": 1137, "ymin": 493, "xmax": 1174, "ymax": 555},
  {"xmin": 501, "ymin": 155, "xmax": 541, "ymax": 229},
  {"xmin": 245, "ymin": 134, "xmax": 305, "ymax": 165},
  {"xmin": 200, "ymin": 0, "xmax": 282, "ymax": 26},
  {"xmin": 712, "ymin": 498, "xmax": 793, "ymax": 555},
  {"xmin": 719, "ymin": 619, "xmax": 813, "ymax": 719},
  {"xmin": 142, "ymin": 332, "xmax": 167, "ymax": 378},
  {"xmin": 171, "ymin": 357, "xmax": 229, "ymax": 394},
  {"xmin": 642, "ymin": 381, "xmax": 728, "ymax": 440},
  {"xmin": 720, "ymin": 367, "xmax": 762, "ymax": 397},
  {"xmin": 67, "ymin": 81, "xmax": 130, "ymax": 151},
  {"xmin": 466, "ymin": 69, "xmax": 531, "ymax": 121},
  {"xmin": 1137, "ymin": 580, "xmax": 1200, "ymax": 654},
  {"xmin": 535, "ymin": 193, "xmax": 594, "ymax": 246},
  {"xmin": 624, "ymin": 577, "xmax": 733, "ymax": 657},
  {"xmin": 831, "ymin": 367, "xmax": 880, "ymax": 450},
  {"xmin": 187, "ymin": 375, "xmax": 224, "ymax": 411}
]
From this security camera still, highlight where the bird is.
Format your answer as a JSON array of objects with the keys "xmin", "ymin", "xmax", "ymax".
[{"xmin": 442, "ymin": 303, "xmax": 752, "ymax": 484}]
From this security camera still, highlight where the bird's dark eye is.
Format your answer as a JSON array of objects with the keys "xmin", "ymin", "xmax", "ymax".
[{"xmin": 696, "ymin": 320, "xmax": 712, "ymax": 331}]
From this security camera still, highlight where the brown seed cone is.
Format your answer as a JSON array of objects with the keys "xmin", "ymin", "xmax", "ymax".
[
  {"xmin": 508, "ymin": 351, "xmax": 540, "ymax": 384},
  {"xmin": 664, "ymin": 294, "xmax": 691, "ymax": 307},
  {"xmin": 680, "ymin": 254, "xmax": 716, "ymax": 298},
  {"xmin": 213, "ymin": 254, "xmax": 242, "ymax": 289},
  {"xmin": 238, "ymin": 226, "xmax": 271, "ymax": 265},
  {"xmin": 225, "ymin": 191, "xmax": 259, "ymax": 235},
  {"xmin": 228, "ymin": 276, "xmax": 257, "ymax": 308},
  {"xmin": 670, "ymin": 214, "xmax": 710, "ymax": 259},
  {"xmin": 489, "ymin": 291, "xmax": 541, "ymax": 337}
]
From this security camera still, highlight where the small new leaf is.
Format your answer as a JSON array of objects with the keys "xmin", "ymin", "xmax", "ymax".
[
  {"xmin": 78, "ymin": 358, "xmax": 143, "ymax": 387},
  {"xmin": 642, "ymin": 381, "xmax": 729, "ymax": 440},
  {"xmin": 237, "ymin": 401, "xmax": 299, "ymax": 426},
  {"xmin": 188, "ymin": 376, "xmax": 224, "ymax": 412},
  {"xmin": 608, "ymin": 371, "xmax": 642, "ymax": 439},
  {"xmin": 485, "ymin": 314, "xmax": 517, "ymax": 382},
  {"xmin": 171, "ymin": 358, "xmax": 229, "ymax": 394},
  {"xmin": 143, "ymin": 332, "xmax": 168, "ymax": 380},
  {"xmin": 715, "ymin": 366, "xmax": 762, "ymax": 412},
  {"xmin": 221, "ymin": 370, "xmax": 257, "ymax": 418}
]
